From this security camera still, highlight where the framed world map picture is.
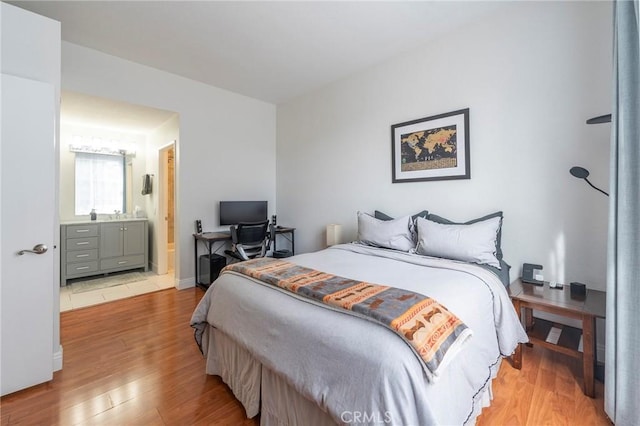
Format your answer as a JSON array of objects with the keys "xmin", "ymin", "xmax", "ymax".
[{"xmin": 391, "ymin": 108, "xmax": 470, "ymax": 183}]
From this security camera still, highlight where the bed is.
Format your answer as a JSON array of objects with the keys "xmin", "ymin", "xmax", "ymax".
[{"xmin": 191, "ymin": 212, "xmax": 528, "ymax": 425}]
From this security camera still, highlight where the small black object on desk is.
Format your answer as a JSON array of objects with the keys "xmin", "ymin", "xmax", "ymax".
[
  {"xmin": 570, "ymin": 282, "xmax": 587, "ymax": 299},
  {"xmin": 522, "ymin": 263, "xmax": 544, "ymax": 286}
]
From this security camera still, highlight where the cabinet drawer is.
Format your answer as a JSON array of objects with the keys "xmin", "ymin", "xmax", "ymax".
[
  {"xmin": 66, "ymin": 249, "xmax": 98, "ymax": 263},
  {"xmin": 66, "ymin": 224, "xmax": 98, "ymax": 238},
  {"xmin": 67, "ymin": 236, "xmax": 98, "ymax": 250},
  {"xmin": 101, "ymin": 255, "xmax": 145, "ymax": 270},
  {"xmin": 66, "ymin": 261, "xmax": 98, "ymax": 276}
]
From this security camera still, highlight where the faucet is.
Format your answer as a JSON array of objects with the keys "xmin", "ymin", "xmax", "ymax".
[{"xmin": 114, "ymin": 210, "xmax": 121, "ymax": 219}]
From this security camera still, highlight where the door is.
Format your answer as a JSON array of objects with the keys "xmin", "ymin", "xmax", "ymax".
[
  {"xmin": 123, "ymin": 221, "xmax": 145, "ymax": 255},
  {"xmin": 156, "ymin": 142, "xmax": 175, "ymax": 275},
  {"xmin": 1, "ymin": 74, "xmax": 56, "ymax": 396}
]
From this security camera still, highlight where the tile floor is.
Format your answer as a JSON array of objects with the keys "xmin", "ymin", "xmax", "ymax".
[{"xmin": 60, "ymin": 271, "xmax": 176, "ymax": 312}]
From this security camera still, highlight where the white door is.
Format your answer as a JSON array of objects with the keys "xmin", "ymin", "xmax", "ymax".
[{"xmin": 1, "ymin": 73, "xmax": 56, "ymax": 396}]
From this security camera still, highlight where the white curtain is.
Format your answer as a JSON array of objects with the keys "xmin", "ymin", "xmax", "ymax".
[{"xmin": 605, "ymin": 1, "xmax": 640, "ymax": 425}]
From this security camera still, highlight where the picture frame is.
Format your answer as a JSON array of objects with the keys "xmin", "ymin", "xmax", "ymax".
[{"xmin": 391, "ymin": 108, "xmax": 470, "ymax": 183}]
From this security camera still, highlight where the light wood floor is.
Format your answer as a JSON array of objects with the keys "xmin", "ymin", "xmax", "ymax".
[{"xmin": 1, "ymin": 287, "xmax": 611, "ymax": 425}]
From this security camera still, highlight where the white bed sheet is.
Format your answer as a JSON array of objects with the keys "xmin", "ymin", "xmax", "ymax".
[{"xmin": 192, "ymin": 244, "xmax": 527, "ymax": 425}]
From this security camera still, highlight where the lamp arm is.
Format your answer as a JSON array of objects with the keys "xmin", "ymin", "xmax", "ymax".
[{"xmin": 584, "ymin": 177, "xmax": 609, "ymax": 197}]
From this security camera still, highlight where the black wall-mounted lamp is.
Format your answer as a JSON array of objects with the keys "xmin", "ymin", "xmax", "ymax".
[
  {"xmin": 569, "ymin": 114, "xmax": 611, "ymax": 197},
  {"xmin": 585, "ymin": 114, "xmax": 612, "ymax": 124},
  {"xmin": 569, "ymin": 166, "xmax": 609, "ymax": 196}
]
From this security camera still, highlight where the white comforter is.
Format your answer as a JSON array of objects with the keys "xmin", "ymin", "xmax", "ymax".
[{"xmin": 191, "ymin": 244, "xmax": 528, "ymax": 425}]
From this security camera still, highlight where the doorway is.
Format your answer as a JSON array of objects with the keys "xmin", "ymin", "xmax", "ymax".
[
  {"xmin": 164, "ymin": 144, "xmax": 176, "ymax": 274},
  {"xmin": 158, "ymin": 142, "xmax": 176, "ymax": 277},
  {"xmin": 58, "ymin": 90, "xmax": 180, "ymax": 310}
]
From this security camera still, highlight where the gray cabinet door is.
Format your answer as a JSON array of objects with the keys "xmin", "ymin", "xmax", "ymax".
[
  {"xmin": 123, "ymin": 221, "xmax": 145, "ymax": 255},
  {"xmin": 100, "ymin": 222, "xmax": 124, "ymax": 258}
]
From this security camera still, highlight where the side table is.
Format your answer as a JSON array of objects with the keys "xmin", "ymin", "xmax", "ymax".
[{"xmin": 508, "ymin": 278, "xmax": 605, "ymax": 397}]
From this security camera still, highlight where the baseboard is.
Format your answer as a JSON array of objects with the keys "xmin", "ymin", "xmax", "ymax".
[
  {"xmin": 150, "ymin": 261, "xmax": 159, "ymax": 274},
  {"xmin": 53, "ymin": 346, "xmax": 63, "ymax": 372},
  {"xmin": 178, "ymin": 277, "xmax": 195, "ymax": 290}
]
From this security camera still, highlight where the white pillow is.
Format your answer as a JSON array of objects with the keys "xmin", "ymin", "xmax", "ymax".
[
  {"xmin": 415, "ymin": 216, "xmax": 501, "ymax": 268},
  {"xmin": 357, "ymin": 212, "xmax": 415, "ymax": 252}
]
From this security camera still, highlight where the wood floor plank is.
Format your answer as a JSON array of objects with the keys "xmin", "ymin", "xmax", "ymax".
[
  {"xmin": 1, "ymin": 287, "xmax": 613, "ymax": 425},
  {"xmin": 477, "ymin": 345, "xmax": 610, "ymax": 426}
]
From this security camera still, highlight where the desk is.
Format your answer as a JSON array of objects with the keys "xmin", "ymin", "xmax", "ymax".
[
  {"xmin": 508, "ymin": 278, "xmax": 605, "ymax": 397},
  {"xmin": 193, "ymin": 226, "xmax": 296, "ymax": 289}
]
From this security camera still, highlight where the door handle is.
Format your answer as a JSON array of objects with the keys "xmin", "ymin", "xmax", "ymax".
[{"xmin": 17, "ymin": 244, "xmax": 48, "ymax": 256}]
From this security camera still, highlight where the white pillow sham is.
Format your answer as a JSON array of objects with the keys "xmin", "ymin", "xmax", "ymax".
[
  {"xmin": 415, "ymin": 216, "xmax": 501, "ymax": 268},
  {"xmin": 357, "ymin": 212, "xmax": 415, "ymax": 252}
]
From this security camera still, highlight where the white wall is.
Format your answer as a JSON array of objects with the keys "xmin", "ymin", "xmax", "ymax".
[
  {"xmin": 59, "ymin": 123, "xmax": 147, "ymax": 221},
  {"xmin": 277, "ymin": 1, "xmax": 612, "ymax": 291},
  {"xmin": 61, "ymin": 42, "xmax": 276, "ymax": 287}
]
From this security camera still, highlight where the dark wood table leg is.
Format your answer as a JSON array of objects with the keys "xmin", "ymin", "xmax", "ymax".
[
  {"xmin": 194, "ymin": 237, "xmax": 199, "ymax": 286},
  {"xmin": 524, "ymin": 307, "xmax": 533, "ymax": 330},
  {"xmin": 582, "ymin": 314, "xmax": 595, "ymax": 397},
  {"xmin": 511, "ymin": 299, "xmax": 522, "ymax": 369},
  {"xmin": 524, "ymin": 307, "xmax": 534, "ymax": 347}
]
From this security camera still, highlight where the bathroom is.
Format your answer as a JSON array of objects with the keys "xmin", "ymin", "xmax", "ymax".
[{"xmin": 59, "ymin": 90, "xmax": 179, "ymax": 309}]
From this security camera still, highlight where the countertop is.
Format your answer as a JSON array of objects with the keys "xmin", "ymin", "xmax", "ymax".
[{"xmin": 60, "ymin": 217, "xmax": 148, "ymax": 225}]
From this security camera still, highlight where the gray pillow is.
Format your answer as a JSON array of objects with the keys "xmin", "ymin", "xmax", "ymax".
[
  {"xmin": 479, "ymin": 260, "xmax": 511, "ymax": 288},
  {"xmin": 374, "ymin": 210, "xmax": 429, "ymax": 222},
  {"xmin": 357, "ymin": 212, "xmax": 415, "ymax": 252},
  {"xmin": 428, "ymin": 211, "xmax": 504, "ymax": 261},
  {"xmin": 415, "ymin": 216, "xmax": 502, "ymax": 268}
]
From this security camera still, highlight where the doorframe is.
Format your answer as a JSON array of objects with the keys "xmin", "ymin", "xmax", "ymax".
[{"xmin": 156, "ymin": 141, "xmax": 175, "ymax": 278}]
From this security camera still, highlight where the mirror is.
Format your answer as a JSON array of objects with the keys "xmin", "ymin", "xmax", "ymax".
[
  {"xmin": 74, "ymin": 151, "xmax": 130, "ymax": 215},
  {"xmin": 60, "ymin": 128, "xmax": 142, "ymax": 220}
]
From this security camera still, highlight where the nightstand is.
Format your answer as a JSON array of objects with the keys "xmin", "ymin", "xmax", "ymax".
[{"xmin": 508, "ymin": 278, "xmax": 606, "ymax": 397}]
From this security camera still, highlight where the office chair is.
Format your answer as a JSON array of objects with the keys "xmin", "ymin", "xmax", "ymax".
[{"xmin": 224, "ymin": 220, "xmax": 270, "ymax": 262}]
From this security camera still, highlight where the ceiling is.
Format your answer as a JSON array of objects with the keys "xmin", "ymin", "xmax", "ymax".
[
  {"xmin": 13, "ymin": 1, "xmax": 508, "ymax": 105},
  {"xmin": 61, "ymin": 90, "xmax": 177, "ymax": 134}
]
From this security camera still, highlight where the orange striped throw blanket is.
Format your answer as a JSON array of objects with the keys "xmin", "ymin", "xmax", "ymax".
[{"xmin": 223, "ymin": 258, "xmax": 472, "ymax": 378}]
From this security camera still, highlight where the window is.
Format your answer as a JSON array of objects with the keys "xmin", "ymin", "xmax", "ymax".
[{"xmin": 75, "ymin": 152, "xmax": 125, "ymax": 215}]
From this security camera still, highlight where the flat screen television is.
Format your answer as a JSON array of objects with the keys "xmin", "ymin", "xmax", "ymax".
[{"xmin": 219, "ymin": 201, "xmax": 268, "ymax": 226}]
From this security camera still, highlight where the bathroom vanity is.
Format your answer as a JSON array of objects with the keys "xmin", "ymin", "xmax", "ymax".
[{"xmin": 60, "ymin": 219, "xmax": 148, "ymax": 286}]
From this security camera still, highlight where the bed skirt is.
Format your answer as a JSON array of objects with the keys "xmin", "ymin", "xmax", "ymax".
[
  {"xmin": 206, "ymin": 326, "xmax": 336, "ymax": 425},
  {"xmin": 205, "ymin": 325, "xmax": 498, "ymax": 425}
]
